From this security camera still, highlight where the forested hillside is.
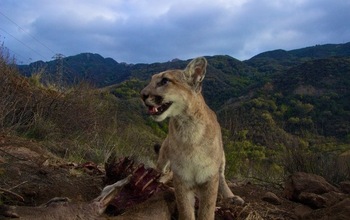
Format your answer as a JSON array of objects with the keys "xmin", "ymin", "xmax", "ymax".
[
  {"xmin": 9, "ymin": 42, "xmax": 350, "ymax": 184},
  {"xmin": 218, "ymin": 57, "xmax": 350, "ymax": 182}
]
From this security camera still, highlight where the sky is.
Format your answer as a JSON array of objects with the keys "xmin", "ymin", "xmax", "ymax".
[{"xmin": 1, "ymin": 0, "xmax": 350, "ymax": 64}]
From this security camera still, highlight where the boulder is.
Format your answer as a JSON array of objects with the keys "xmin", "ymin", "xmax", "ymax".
[
  {"xmin": 322, "ymin": 191, "xmax": 348, "ymax": 207},
  {"xmin": 324, "ymin": 198, "xmax": 350, "ymax": 219},
  {"xmin": 303, "ymin": 198, "xmax": 350, "ymax": 220},
  {"xmin": 283, "ymin": 172, "xmax": 348, "ymax": 210},
  {"xmin": 340, "ymin": 181, "xmax": 350, "ymax": 194},
  {"xmin": 284, "ymin": 172, "xmax": 339, "ymax": 201},
  {"xmin": 296, "ymin": 191, "xmax": 348, "ymax": 209},
  {"xmin": 262, "ymin": 192, "xmax": 282, "ymax": 205},
  {"xmin": 293, "ymin": 204, "xmax": 313, "ymax": 219},
  {"xmin": 297, "ymin": 192, "xmax": 327, "ymax": 209}
]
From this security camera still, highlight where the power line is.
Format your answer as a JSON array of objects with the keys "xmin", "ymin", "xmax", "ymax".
[
  {"xmin": 0, "ymin": 10, "xmax": 56, "ymax": 55},
  {"xmin": 0, "ymin": 10, "xmax": 77, "ymax": 76},
  {"xmin": 0, "ymin": 27, "xmax": 47, "ymax": 60}
]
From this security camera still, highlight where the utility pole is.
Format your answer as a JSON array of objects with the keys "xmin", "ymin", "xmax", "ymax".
[{"xmin": 52, "ymin": 53, "xmax": 65, "ymax": 86}]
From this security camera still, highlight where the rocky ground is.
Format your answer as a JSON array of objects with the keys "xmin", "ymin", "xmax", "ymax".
[{"xmin": 1, "ymin": 134, "xmax": 349, "ymax": 219}]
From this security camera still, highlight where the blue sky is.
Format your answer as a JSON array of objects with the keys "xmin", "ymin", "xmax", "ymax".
[{"xmin": 1, "ymin": 0, "xmax": 350, "ymax": 64}]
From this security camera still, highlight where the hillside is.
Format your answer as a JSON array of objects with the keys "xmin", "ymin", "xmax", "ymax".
[
  {"xmin": 18, "ymin": 53, "xmax": 131, "ymax": 87},
  {"xmin": 9, "ymin": 42, "xmax": 350, "ymax": 184},
  {"xmin": 1, "ymin": 52, "xmax": 162, "ymax": 165},
  {"xmin": 1, "ymin": 42, "xmax": 350, "ymax": 218},
  {"xmin": 18, "ymin": 42, "xmax": 350, "ymax": 108},
  {"xmin": 220, "ymin": 57, "xmax": 350, "ymax": 140},
  {"xmin": 245, "ymin": 42, "xmax": 350, "ymax": 74}
]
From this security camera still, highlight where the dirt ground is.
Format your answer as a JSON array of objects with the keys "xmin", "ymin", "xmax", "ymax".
[
  {"xmin": 0, "ymin": 134, "xmax": 103, "ymax": 207},
  {"xmin": 0, "ymin": 134, "xmax": 347, "ymax": 219}
]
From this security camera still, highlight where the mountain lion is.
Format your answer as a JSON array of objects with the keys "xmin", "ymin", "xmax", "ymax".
[{"xmin": 141, "ymin": 57, "xmax": 244, "ymax": 220}]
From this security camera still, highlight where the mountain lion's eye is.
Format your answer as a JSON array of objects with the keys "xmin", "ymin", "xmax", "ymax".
[{"xmin": 158, "ymin": 78, "xmax": 169, "ymax": 86}]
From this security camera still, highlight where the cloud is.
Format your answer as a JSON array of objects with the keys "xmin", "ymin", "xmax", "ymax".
[{"xmin": 1, "ymin": 0, "xmax": 350, "ymax": 64}]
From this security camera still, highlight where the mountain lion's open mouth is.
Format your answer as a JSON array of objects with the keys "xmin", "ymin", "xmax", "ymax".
[{"xmin": 147, "ymin": 102, "xmax": 173, "ymax": 116}]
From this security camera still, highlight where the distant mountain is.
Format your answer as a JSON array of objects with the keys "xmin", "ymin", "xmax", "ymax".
[
  {"xmin": 18, "ymin": 53, "xmax": 260, "ymax": 108},
  {"xmin": 18, "ymin": 53, "xmax": 131, "ymax": 87},
  {"xmin": 18, "ymin": 42, "xmax": 350, "ymax": 87},
  {"xmin": 245, "ymin": 42, "xmax": 350, "ymax": 73},
  {"xmin": 251, "ymin": 42, "xmax": 350, "ymax": 60},
  {"xmin": 17, "ymin": 42, "xmax": 350, "ymax": 111}
]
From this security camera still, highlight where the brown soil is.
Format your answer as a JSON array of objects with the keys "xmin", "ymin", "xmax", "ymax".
[
  {"xmin": 0, "ymin": 134, "xmax": 348, "ymax": 219},
  {"xmin": 0, "ymin": 134, "xmax": 103, "ymax": 207}
]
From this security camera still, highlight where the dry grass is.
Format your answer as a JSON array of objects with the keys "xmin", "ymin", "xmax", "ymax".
[{"xmin": 0, "ymin": 45, "xmax": 155, "ymax": 165}]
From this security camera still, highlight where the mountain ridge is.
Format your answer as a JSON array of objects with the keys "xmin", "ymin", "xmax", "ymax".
[{"xmin": 18, "ymin": 42, "xmax": 350, "ymax": 86}]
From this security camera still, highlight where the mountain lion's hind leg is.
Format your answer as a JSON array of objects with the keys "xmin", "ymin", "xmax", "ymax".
[{"xmin": 219, "ymin": 154, "xmax": 245, "ymax": 205}]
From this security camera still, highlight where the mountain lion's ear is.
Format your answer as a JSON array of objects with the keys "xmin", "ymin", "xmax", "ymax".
[{"xmin": 183, "ymin": 57, "xmax": 207, "ymax": 92}]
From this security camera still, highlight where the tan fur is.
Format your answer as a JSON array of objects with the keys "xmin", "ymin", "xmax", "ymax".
[{"xmin": 141, "ymin": 57, "xmax": 244, "ymax": 220}]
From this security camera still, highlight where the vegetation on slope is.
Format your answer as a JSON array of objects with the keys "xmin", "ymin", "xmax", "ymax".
[
  {"xmin": 1, "ymin": 47, "xmax": 160, "ymax": 166},
  {"xmin": 4, "ymin": 42, "xmax": 350, "ymax": 185},
  {"xmin": 219, "ymin": 57, "xmax": 350, "ymax": 183}
]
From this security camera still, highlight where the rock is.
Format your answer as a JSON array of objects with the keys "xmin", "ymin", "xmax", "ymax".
[
  {"xmin": 284, "ymin": 172, "xmax": 340, "ymax": 201},
  {"xmin": 293, "ymin": 204, "xmax": 313, "ymax": 219},
  {"xmin": 325, "ymin": 198, "xmax": 350, "ymax": 219},
  {"xmin": 340, "ymin": 181, "xmax": 350, "ymax": 194},
  {"xmin": 322, "ymin": 191, "xmax": 348, "ymax": 207},
  {"xmin": 262, "ymin": 192, "xmax": 282, "ymax": 205},
  {"xmin": 297, "ymin": 192, "xmax": 327, "ymax": 209},
  {"xmin": 297, "ymin": 191, "xmax": 348, "ymax": 210},
  {"xmin": 304, "ymin": 198, "xmax": 350, "ymax": 220}
]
